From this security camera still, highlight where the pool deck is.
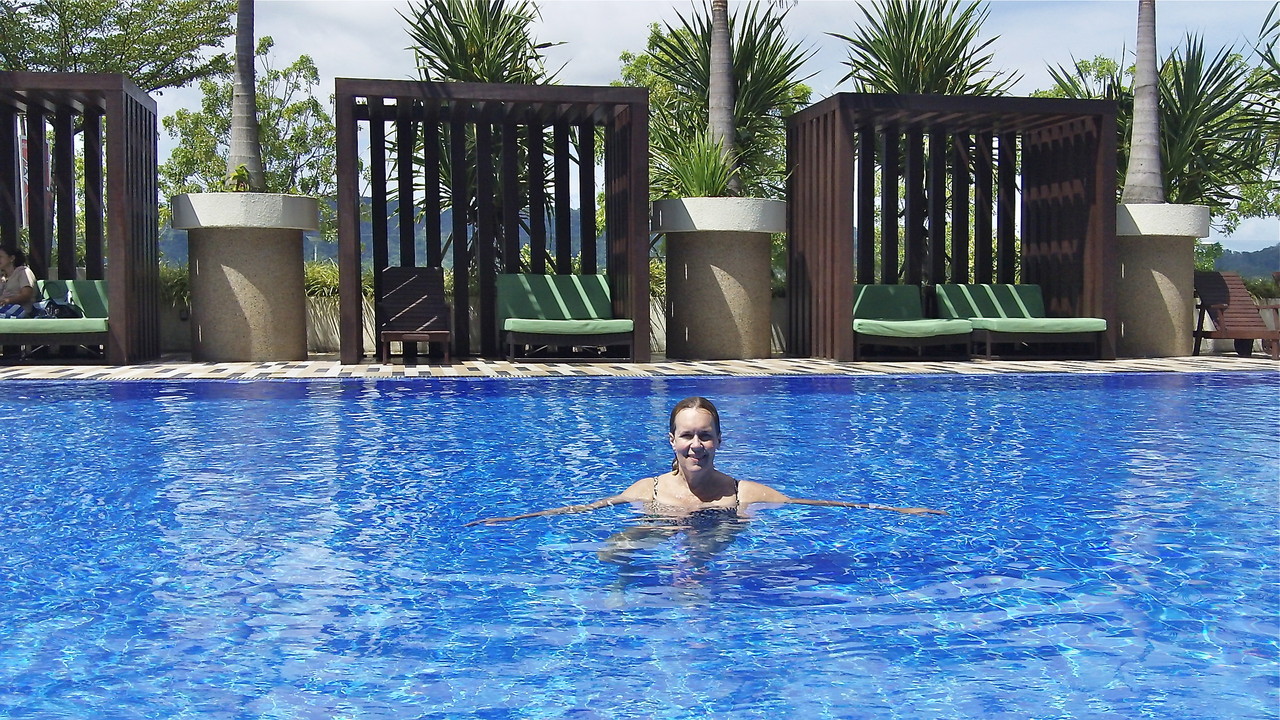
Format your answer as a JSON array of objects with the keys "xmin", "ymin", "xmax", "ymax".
[{"xmin": 0, "ymin": 352, "xmax": 1275, "ymax": 381}]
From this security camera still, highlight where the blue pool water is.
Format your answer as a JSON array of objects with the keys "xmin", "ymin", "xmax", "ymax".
[{"xmin": 0, "ymin": 372, "xmax": 1276, "ymax": 719}]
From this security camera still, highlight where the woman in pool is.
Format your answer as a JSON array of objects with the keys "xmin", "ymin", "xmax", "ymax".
[{"xmin": 464, "ymin": 395, "xmax": 944, "ymax": 526}]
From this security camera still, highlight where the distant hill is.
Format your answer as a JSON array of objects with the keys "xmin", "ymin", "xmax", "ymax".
[
  {"xmin": 1216, "ymin": 243, "xmax": 1280, "ymax": 279},
  {"xmin": 161, "ymin": 198, "xmax": 592, "ymax": 267}
]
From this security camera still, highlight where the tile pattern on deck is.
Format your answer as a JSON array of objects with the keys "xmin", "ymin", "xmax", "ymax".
[{"xmin": 0, "ymin": 353, "xmax": 1274, "ymax": 381}]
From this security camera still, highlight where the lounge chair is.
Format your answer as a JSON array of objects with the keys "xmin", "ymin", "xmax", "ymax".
[
  {"xmin": 935, "ymin": 283, "xmax": 1107, "ymax": 359},
  {"xmin": 852, "ymin": 284, "xmax": 972, "ymax": 360},
  {"xmin": 1192, "ymin": 271, "xmax": 1279, "ymax": 359},
  {"xmin": 497, "ymin": 273, "xmax": 634, "ymax": 361},
  {"xmin": 376, "ymin": 266, "xmax": 452, "ymax": 364},
  {"xmin": 0, "ymin": 279, "xmax": 109, "ymax": 359}
]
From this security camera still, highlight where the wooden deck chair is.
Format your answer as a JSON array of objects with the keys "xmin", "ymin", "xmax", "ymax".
[
  {"xmin": 1193, "ymin": 271, "xmax": 1280, "ymax": 359},
  {"xmin": 377, "ymin": 266, "xmax": 452, "ymax": 364}
]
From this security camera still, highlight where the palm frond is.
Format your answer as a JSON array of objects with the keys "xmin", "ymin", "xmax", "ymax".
[{"xmin": 830, "ymin": 0, "xmax": 1019, "ymax": 95}]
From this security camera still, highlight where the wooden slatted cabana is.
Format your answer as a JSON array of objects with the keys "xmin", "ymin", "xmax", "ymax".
[
  {"xmin": 334, "ymin": 79, "xmax": 650, "ymax": 364},
  {"xmin": 786, "ymin": 93, "xmax": 1117, "ymax": 360},
  {"xmin": 0, "ymin": 71, "xmax": 160, "ymax": 364}
]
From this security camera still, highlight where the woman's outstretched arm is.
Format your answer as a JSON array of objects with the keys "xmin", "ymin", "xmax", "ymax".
[
  {"xmin": 781, "ymin": 498, "xmax": 947, "ymax": 516},
  {"xmin": 737, "ymin": 480, "xmax": 946, "ymax": 516},
  {"xmin": 464, "ymin": 495, "xmax": 632, "ymax": 527}
]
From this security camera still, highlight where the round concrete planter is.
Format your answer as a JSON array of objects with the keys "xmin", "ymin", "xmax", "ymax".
[
  {"xmin": 1114, "ymin": 203, "xmax": 1210, "ymax": 358},
  {"xmin": 171, "ymin": 192, "xmax": 319, "ymax": 362},
  {"xmin": 652, "ymin": 197, "xmax": 785, "ymax": 360}
]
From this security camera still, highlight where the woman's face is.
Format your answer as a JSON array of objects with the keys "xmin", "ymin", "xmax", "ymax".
[
  {"xmin": 0, "ymin": 250, "xmax": 13, "ymax": 271},
  {"xmin": 669, "ymin": 407, "xmax": 720, "ymax": 476}
]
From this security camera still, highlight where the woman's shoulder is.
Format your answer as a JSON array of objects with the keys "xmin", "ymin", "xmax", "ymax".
[
  {"xmin": 618, "ymin": 474, "xmax": 661, "ymax": 501},
  {"xmin": 736, "ymin": 479, "xmax": 790, "ymax": 504}
]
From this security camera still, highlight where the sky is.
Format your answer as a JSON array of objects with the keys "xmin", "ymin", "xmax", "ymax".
[{"xmin": 155, "ymin": 0, "xmax": 1279, "ymax": 252}]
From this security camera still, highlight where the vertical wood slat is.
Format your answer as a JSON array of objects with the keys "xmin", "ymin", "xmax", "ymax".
[
  {"xmin": 973, "ymin": 132, "xmax": 994, "ymax": 284},
  {"xmin": 578, "ymin": 122, "xmax": 596, "ymax": 274},
  {"xmin": 475, "ymin": 122, "xmax": 496, "ymax": 356},
  {"xmin": 368, "ymin": 98, "xmax": 389, "ymax": 278},
  {"xmin": 527, "ymin": 123, "xmax": 546, "ymax": 274},
  {"xmin": 0, "ymin": 107, "xmax": 17, "ymax": 246},
  {"xmin": 879, "ymin": 127, "xmax": 899, "ymax": 284},
  {"xmin": 53, "ymin": 106, "xmax": 76, "ymax": 278},
  {"xmin": 396, "ymin": 99, "xmax": 416, "ymax": 267},
  {"xmin": 903, "ymin": 131, "xmax": 924, "ymax": 286},
  {"xmin": 83, "ymin": 111, "xmax": 104, "ymax": 278},
  {"xmin": 500, "ymin": 122, "xmax": 519, "ymax": 272},
  {"xmin": 450, "ymin": 118, "xmax": 470, "ymax": 351},
  {"xmin": 26, "ymin": 107, "xmax": 49, "ymax": 280},
  {"xmin": 996, "ymin": 132, "xmax": 1018, "ymax": 283},
  {"xmin": 950, "ymin": 134, "xmax": 970, "ymax": 284},
  {"xmin": 927, "ymin": 130, "xmax": 947, "ymax": 287},
  {"xmin": 855, "ymin": 124, "xmax": 876, "ymax": 286},
  {"xmin": 335, "ymin": 81, "xmax": 363, "ymax": 363},
  {"xmin": 423, "ymin": 119, "xmax": 442, "ymax": 268},
  {"xmin": 552, "ymin": 123, "xmax": 571, "ymax": 275}
]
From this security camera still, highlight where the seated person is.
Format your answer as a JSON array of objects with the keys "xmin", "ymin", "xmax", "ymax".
[
  {"xmin": 466, "ymin": 396, "xmax": 945, "ymax": 526},
  {"xmin": 0, "ymin": 245, "xmax": 39, "ymax": 318}
]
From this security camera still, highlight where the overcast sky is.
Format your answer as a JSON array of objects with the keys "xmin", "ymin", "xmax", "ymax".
[{"xmin": 156, "ymin": 0, "xmax": 1279, "ymax": 252}]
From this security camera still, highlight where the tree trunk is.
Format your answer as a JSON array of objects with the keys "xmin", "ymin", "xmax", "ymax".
[
  {"xmin": 707, "ymin": 0, "xmax": 740, "ymax": 195},
  {"xmin": 1122, "ymin": 0, "xmax": 1165, "ymax": 203},
  {"xmin": 228, "ymin": 0, "xmax": 266, "ymax": 192}
]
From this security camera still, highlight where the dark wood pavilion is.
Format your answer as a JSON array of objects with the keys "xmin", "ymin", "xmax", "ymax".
[
  {"xmin": 334, "ymin": 79, "xmax": 651, "ymax": 364},
  {"xmin": 786, "ymin": 93, "xmax": 1118, "ymax": 361},
  {"xmin": 0, "ymin": 72, "xmax": 160, "ymax": 363}
]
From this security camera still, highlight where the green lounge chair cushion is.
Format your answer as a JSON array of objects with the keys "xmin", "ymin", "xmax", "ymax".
[
  {"xmin": 852, "ymin": 284, "xmax": 972, "ymax": 338},
  {"xmin": 498, "ymin": 274, "xmax": 615, "ymax": 322},
  {"xmin": 0, "ymin": 279, "xmax": 109, "ymax": 334},
  {"xmin": 503, "ymin": 317, "xmax": 634, "ymax": 334},
  {"xmin": 968, "ymin": 317, "xmax": 1106, "ymax": 333},
  {"xmin": 852, "ymin": 318, "xmax": 972, "ymax": 338},
  {"xmin": 936, "ymin": 283, "xmax": 1106, "ymax": 332},
  {"xmin": 0, "ymin": 317, "xmax": 108, "ymax": 333}
]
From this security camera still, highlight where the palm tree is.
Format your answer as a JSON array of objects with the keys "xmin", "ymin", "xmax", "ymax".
[
  {"xmin": 707, "ymin": 0, "xmax": 739, "ymax": 194},
  {"xmin": 645, "ymin": 2, "xmax": 812, "ymax": 199},
  {"xmin": 1123, "ymin": 0, "xmax": 1164, "ymax": 203},
  {"xmin": 227, "ymin": 0, "xmax": 265, "ymax": 192},
  {"xmin": 831, "ymin": 0, "xmax": 1018, "ymax": 95}
]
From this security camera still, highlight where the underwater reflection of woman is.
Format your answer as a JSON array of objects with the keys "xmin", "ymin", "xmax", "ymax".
[{"xmin": 464, "ymin": 396, "xmax": 946, "ymax": 527}]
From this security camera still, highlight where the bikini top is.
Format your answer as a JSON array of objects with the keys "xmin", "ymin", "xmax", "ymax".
[{"xmin": 649, "ymin": 475, "xmax": 741, "ymax": 511}]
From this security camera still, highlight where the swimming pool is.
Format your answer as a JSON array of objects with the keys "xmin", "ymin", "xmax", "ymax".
[{"xmin": 1, "ymin": 371, "xmax": 1276, "ymax": 719}]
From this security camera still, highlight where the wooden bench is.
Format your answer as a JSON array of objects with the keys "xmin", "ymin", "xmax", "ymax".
[
  {"xmin": 496, "ymin": 274, "xmax": 634, "ymax": 361},
  {"xmin": 0, "ymin": 279, "xmax": 109, "ymax": 359},
  {"xmin": 935, "ymin": 283, "xmax": 1106, "ymax": 359}
]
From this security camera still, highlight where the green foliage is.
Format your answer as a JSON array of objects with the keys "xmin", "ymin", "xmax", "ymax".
[
  {"xmin": 224, "ymin": 164, "xmax": 251, "ymax": 192},
  {"xmin": 622, "ymin": 4, "xmax": 812, "ymax": 199},
  {"xmin": 1042, "ymin": 33, "xmax": 1278, "ymax": 234},
  {"xmin": 1194, "ymin": 240, "xmax": 1224, "ymax": 272},
  {"xmin": 0, "ymin": 0, "xmax": 234, "ymax": 93},
  {"xmin": 1243, "ymin": 275, "xmax": 1280, "ymax": 298},
  {"xmin": 159, "ymin": 37, "xmax": 338, "ymax": 236},
  {"xmin": 831, "ymin": 0, "xmax": 1019, "ymax": 95},
  {"xmin": 158, "ymin": 263, "xmax": 190, "ymax": 307},
  {"xmin": 401, "ymin": 0, "xmax": 559, "ymax": 84},
  {"xmin": 158, "ymin": 260, "xmax": 371, "ymax": 303},
  {"xmin": 652, "ymin": 131, "xmax": 736, "ymax": 198},
  {"xmin": 303, "ymin": 259, "xmax": 341, "ymax": 297}
]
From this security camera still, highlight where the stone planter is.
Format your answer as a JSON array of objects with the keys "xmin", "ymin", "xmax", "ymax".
[
  {"xmin": 651, "ymin": 197, "xmax": 785, "ymax": 360},
  {"xmin": 171, "ymin": 193, "xmax": 318, "ymax": 362},
  {"xmin": 1115, "ymin": 203, "xmax": 1210, "ymax": 357}
]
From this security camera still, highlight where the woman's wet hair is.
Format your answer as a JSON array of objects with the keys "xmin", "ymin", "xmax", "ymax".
[{"xmin": 668, "ymin": 396, "xmax": 721, "ymax": 472}]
